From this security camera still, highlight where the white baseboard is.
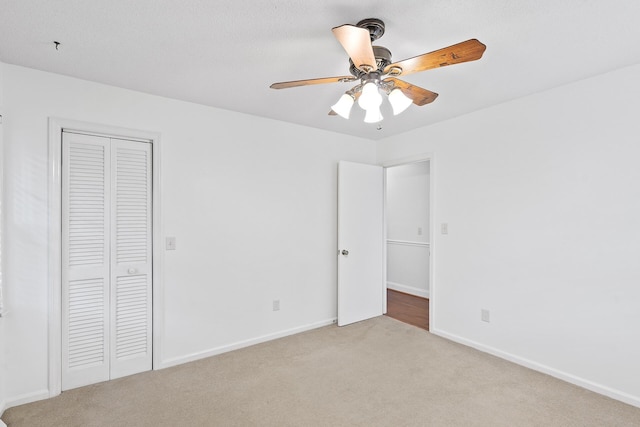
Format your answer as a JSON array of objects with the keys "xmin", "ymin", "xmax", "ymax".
[
  {"xmin": 387, "ymin": 281, "xmax": 429, "ymax": 299},
  {"xmin": 0, "ymin": 418, "xmax": 6, "ymax": 427},
  {"xmin": 4, "ymin": 389, "xmax": 50, "ymax": 411},
  {"xmin": 157, "ymin": 317, "xmax": 337, "ymax": 370},
  {"xmin": 2, "ymin": 320, "xmax": 338, "ymax": 411},
  {"xmin": 431, "ymin": 328, "xmax": 640, "ymax": 409}
]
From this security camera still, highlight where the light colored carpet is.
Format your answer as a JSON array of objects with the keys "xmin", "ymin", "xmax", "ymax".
[{"xmin": 4, "ymin": 316, "xmax": 640, "ymax": 426}]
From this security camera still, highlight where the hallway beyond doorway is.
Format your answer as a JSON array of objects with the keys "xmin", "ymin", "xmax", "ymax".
[{"xmin": 385, "ymin": 289, "xmax": 429, "ymax": 331}]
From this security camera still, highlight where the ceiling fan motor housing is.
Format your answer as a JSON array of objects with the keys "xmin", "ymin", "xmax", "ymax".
[
  {"xmin": 349, "ymin": 45, "xmax": 392, "ymax": 78},
  {"xmin": 356, "ymin": 18, "xmax": 385, "ymax": 41}
]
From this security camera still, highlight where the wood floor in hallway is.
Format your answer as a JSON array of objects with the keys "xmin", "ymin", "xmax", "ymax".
[{"xmin": 385, "ymin": 289, "xmax": 429, "ymax": 331}]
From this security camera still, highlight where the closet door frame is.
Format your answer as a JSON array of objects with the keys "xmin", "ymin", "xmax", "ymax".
[{"xmin": 48, "ymin": 118, "xmax": 163, "ymax": 398}]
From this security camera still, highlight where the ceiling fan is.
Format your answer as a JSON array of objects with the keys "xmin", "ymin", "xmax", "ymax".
[{"xmin": 270, "ymin": 18, "xmax": 486, "ymax": 123}]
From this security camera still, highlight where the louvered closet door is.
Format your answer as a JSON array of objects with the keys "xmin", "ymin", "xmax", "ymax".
[
  {"xmin": 62, "ymin": 133, "xmax": 111, "ymax": 390},
  {"xmin": 109, "ymin": 139, "xmax": 152, "ymax": 379},
  {"xmin": 62, "ymin": 132, "xmax": 152, "ymax": 391}
]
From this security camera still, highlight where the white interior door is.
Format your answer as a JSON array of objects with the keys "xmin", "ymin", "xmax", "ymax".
[
  {"xmin": 61, "ymin": 133, "xmax": 111, "ymax": 390},
  {"xmin": 62, "ymin": 131, "xmax": 152, "ymax": 390},
  {"xmin": 109, "ymin": 139, "xmax": 153, "ymax": 379},
  {"xmin": 337, "ymin": 161, "xmax": 384, "ymax": 326}
]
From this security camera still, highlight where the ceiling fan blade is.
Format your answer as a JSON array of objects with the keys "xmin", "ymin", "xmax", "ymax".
[
  {"xmin": 331, "ymin": 24, "xmax": 377, "ymax": 72},
  {"xmin": 384, "ymin": 39, "xmax": 486, "ymax": 76},
  {"xmin": 384, "ymin": 78, "xmax": 439, "ymax": 106},
  {"xmin": 270, "ymin": 76, "xmax": 356, "ymax": 90}
]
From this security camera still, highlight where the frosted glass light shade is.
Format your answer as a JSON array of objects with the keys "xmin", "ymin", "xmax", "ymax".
[
  {"xmin": 363, "ymin": 106, "xmax": 383, "ymax": 123},
  {"xmin": 358, "ymin": 82, "xmax": 383, "ymax": 111},
  {"xmin": 331, "ymin": 93, "xmax": 355, "ymax": 119},
  {"xmin": 388, "ymin": 88, "xmax": 413, "ymax": 115}
]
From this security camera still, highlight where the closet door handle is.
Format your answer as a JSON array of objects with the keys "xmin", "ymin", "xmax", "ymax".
[
  {"xmin": 128, "ymin": 268, "xmax": 137, "ymax": 274},
  {"xmin": 341, "ymin": 250, "xmax": 349, "ymax": 256}
]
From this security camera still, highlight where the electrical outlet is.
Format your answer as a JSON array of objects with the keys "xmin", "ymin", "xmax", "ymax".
[
  {"xmin": 273, "ymin": 300, "xmax": 280, "ymax": 311},
  {"xmin": 417, "ymin": 227, "xmax": 423, "ymax": 235},
  {"xmin": 481, "ymin": 309, "xmax": 490, "ymax": 323},
  {"xmin": 441, "ymin": 223, "xmax": 448, "ymax": 234}
]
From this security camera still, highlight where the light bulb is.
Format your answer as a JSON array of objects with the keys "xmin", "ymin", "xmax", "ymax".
[
  {"xmin": 363, "ymin": 106, "xmax": 383, "ymax": 124},
  {"xmin": 358, "ymin": 82, "xmax": 383, "ymax": 111},
  {"xmin": 388, "ymin": 88, "xmax": 413, "ymax": 115},
  {"xmin": 331, "ymin": 93, "xmax": 355, "ymax": 119}
]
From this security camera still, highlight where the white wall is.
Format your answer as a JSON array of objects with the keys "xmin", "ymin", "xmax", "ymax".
[
  {"xmin": 386, "ymin": 162, "xmax": 430, "ymax": 297},
  {"xmin": 1, "ymin": 64, "xmax": 375, "ymax": 407},
  {"xmin": 377, "ymin": 64, "xmax": 640, "ymax": 407}
]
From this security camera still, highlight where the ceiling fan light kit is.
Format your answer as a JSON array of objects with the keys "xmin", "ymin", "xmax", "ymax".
[
  {"xmin": 331, "ymin": 93, "xmax": 356, "ymax": 119},
  {"xmin": 358, "ymin": 80, "xmax": 384, "ymax": 123},
  {"xmin": 359, "ymin": 80, "xmax": 382, "ymax": 109},
  {"xmin": 388, "ymin": 88, "xmax": 413, "ymax": 116},
  {"xmin": 364, "ymin": 107, "xmax": 384, "ymax": 124},
  {"xmin": 270, "ymin": 18, "xmax": 486, "ymax": 125}
]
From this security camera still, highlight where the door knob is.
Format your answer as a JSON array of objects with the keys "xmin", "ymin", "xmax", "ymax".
[{"xmin": 341, "ymin": 250, "xmax": 349, "ymax": 256}]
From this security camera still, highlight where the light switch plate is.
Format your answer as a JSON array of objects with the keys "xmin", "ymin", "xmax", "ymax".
[
  {"xmin": 166, "ymin": 237, "xmax": 176, "ymax": 250},
  {"xmin": 441, "ymin": 223, "xmax": 448, "ymax": 234}
]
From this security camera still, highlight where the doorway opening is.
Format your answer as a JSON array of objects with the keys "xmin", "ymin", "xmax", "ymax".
[{"xmin": 384, "ymin": 160, "xmax": 431, "ymax": 330}]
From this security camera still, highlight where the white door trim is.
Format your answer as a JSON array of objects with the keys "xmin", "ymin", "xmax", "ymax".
[
  {"xmin": 380, "ymin": 153, "xmax": 434, "ymax": 329},
  {"xmin": 48, "ymin": 118, "xmax": 164, "ymax": 397}
]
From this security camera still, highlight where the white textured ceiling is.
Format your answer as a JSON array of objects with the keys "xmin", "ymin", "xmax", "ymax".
[{"xmin": 1, "ymin": 0, "xmax": 640, "ymax": 140}]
